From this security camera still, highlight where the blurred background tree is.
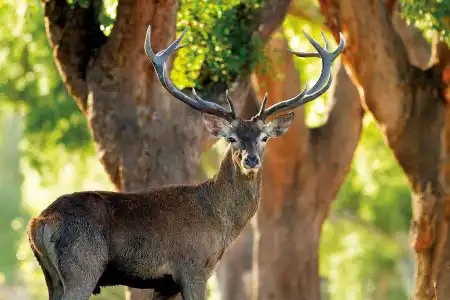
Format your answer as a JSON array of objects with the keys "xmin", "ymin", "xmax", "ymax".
[{"xmin": 1, "ymin": 0, "xmax": 445, "ymax": 299}]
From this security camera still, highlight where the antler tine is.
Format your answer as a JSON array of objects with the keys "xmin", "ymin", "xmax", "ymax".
[
  {"xmin": 321, "ymin": 32, "xmax": 330, "ymax": 51},
  {"xmin": 260, "ymin": 82, "xmax": 309, "ymax": 119},
  {"xmin": 333, "ymin": 32, "xmax": 346, "ymax": 57},
  {"xmin": 191, "ymin": 88, "xmax": 236, "ymax": 120},
  {"xmin": 252, "ymin": 93, "xmax": 268, "ymax": 120},
  {"xmin": 225, "ymin": 90, "xmax": 237, "ymax": 118},
  {"xmin": 298, "ymin": 31, "xmax": 333, "ymax": 95},
  {"xmin": 257, "ymin": 31, "xmax": 345, "ymax": 120},
  {"xmin": 287, "ymin": 49, "xmax": 320, "ymax": 58},
  {"xmin": 144, "ymin": 25, "xmax": 235, "ymax": 121}
]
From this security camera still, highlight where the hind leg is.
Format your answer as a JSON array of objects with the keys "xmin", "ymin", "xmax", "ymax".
[
  {"xmin": 57, "ymin": 250, "xmax": 106, "ymax": 300},
  {"xmin": 33, "ymin": 249, "xmax": 64, "ymax": 300},
  {"xmin": 40, "ymin": 265, "xmax": 63, "ymax": 300},
  {"xmin": 60, "ymin": 286, "xmax": 97, "ymax": 300},
  {"xmin": 53, "ymin": 255, "xmax": 103, "ymax": 300},
  {"xmin": 43, "ymin": 268, "xmax": 64, "ymax": 300},
  {"xmin": 53, "ymin": 234, "xmax": 107, "ymax": 299},
  {"xmin": 52, "ymin": 285, "xmax": 64, "ymax": 300},
  {"xmin": 58, "ymin": 260, "xmax": 104, "ymax": 300}
]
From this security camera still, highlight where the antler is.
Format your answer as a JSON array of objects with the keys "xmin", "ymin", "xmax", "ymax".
[
  {"xmin": 254, "ymin": 31, "xmax": 346, "ymax": 121},
  {"xmin": 144, "ymin": 26, "xmax": 236, "ymax": 121}
]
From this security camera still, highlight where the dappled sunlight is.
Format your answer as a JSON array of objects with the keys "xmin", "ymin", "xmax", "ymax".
[
  {"xmin": 320, "ymin": 114, "xmax": 412, "ymax": 300},
  {"xmin": 21, "ymin": 155, "xmax": 115, "ymax": 215}
]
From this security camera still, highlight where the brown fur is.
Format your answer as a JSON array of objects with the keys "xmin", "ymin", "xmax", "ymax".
[{"xmin": 27, "ymin": 115, "xmax": 293, "ymax": 300}]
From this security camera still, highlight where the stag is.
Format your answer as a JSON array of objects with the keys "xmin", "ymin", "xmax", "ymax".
[{"xmin": 28, "ymin": 26, "xmax": 344, "ymax": 300}]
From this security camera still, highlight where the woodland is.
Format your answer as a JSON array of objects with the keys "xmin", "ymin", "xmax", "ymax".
[{"xmin": 0, "ymin": 0, "xmax": 449, "ymax": 299}]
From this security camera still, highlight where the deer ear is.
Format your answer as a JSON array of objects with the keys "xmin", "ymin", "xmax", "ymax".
[
  {"xmin": 201, "ymin": 113, "xmax": 231, "ymax": 137},
  {"xmin": 264, "ymin": 112, "xmax": 295, "ymax": 138}
]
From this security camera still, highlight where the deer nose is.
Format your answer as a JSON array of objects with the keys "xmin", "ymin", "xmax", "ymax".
[{"xmin": 244, "ymin": 154, "xmax": 260, "ymax": 169}]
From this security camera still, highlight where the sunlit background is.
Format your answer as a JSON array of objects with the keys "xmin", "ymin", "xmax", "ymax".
[{"xmin": 1, "ymin": 0, "xmax": 444, "ymax": 299}]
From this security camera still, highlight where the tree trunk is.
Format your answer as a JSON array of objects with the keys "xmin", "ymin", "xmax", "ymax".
[
  {"xmin": 318, "ymin": 0, "xmax": 450, "ymax": 299},
  {"xmin": 43, "ymin": 0, "xmax": 292, "ymax": 299},
  {"xmin": 46, "ymin": 2, "xmax": 203, "ymax": 299}
]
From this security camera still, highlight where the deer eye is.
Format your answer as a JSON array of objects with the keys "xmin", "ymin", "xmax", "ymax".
[
  {"xmin": 261, "ymin": 136, "xmax": 269, "ymax": 142},
  {"xmin": 227, "ymin": 137, "xmax": 236, "ymax": 143}
]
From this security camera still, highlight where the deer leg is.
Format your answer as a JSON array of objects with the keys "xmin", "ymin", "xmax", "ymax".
[
  {"xmin": 46, "ymin": 261, "xmax": 64, "ymax": 300},
  {"xmin": 40, "ymin": 263, "xmax": 63, "ymax": 300},
  {"xmin": 55, "ymin": 224, "xmax": 108, "ymax": 300},
  {"xmin": 59, "ymin": 266, "xmax": 104, "ymax": 300},
  {"xmin": 31, "ymin": 242, "xmax": 63, "ymax": 300},
  {"xmin": 46, "ymin": 269, "xmax": 63, "ymax": 300},
  {"xmin": 51, "ymin": 284, "xmax": 64, "ymax": 300},
  {"xmin": 179, "ymin": 277, "xmax": 206, "ymax": 300}
]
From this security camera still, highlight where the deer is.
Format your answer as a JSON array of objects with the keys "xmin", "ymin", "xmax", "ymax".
[{"xmin": 27, "ymin": 26, "xmax": 344, "ymax": 300}]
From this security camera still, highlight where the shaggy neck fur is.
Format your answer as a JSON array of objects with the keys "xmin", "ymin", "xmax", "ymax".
[{"xmin": 202, "ymin": 147, "xmax": 262, "ymax": 244}]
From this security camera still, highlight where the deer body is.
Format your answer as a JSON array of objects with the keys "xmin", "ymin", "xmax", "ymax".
[
  {"xmin": 28, "ymin": 26, "xmax": 344, "ymax": 300},
  {"xmin": 28, "ymin": 147, "xmax": 261, "ymax": 299}
]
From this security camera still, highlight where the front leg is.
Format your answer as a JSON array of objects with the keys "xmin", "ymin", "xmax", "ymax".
[{"xmin": 180, "ymin": 276, "xmax": 207, "ymax": 300}]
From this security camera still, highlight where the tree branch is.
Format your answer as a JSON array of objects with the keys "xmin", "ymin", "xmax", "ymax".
[
  {"xmin": 431, "ymin": 37, "xmax": 450, "ymax": 70},
  {"xmin": 44, "ymin": 0, "xmax": 106, "ymax": 112},
  {"xmin": 311, "ymin": 63, "xmax": 364, "ymax": 203},
  {"xmin": 106, "ymin": 0, "xmax": 178, "ymax": 64},
  {"xmin": 384, "ymin": 0, "xmax": 398, "ymax": 16},
  {"xmin": 257, "ymin": 0, "xmax": 293, "ymax": 40},
  {"xmin": 392, "ymin": 7, "xmax": 431, "ymax": 68},
  {"xmin": 318, "ymin": 0, "xmax": 412, "ymax": 141},
  {"xmin": 430, "ymin": 36, "xmax": 450, "ymax": 103},
  {"xmin": 288, "ymin": 2, "xmax": 324, "ymax": 24}
]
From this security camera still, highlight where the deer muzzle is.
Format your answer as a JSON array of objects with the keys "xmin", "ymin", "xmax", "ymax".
[{"xmin": 243, "ymin": 154, "xmax": 260, "ymax": 169}]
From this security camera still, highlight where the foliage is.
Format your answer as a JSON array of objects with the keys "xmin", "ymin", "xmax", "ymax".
[
  {"xmin": 0, "ymin": 0, "xmax": 93, "ymax": 179},
  {"xmin": 320, "ymin": 115, "xmax": 412, "ymax": 300},
  {"xmin": 401, "ymin": 0, "xmax": 450, "ymax": 44},
  {"xmin": 173, "ymin": 0, "xmax": 265, "ymax": 90}
]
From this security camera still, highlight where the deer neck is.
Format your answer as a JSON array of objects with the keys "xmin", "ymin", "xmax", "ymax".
[{"xmin": 207, "ymin": 147, "xmax": 262, "ymax": 242}]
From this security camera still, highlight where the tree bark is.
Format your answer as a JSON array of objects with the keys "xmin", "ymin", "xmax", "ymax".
[
  {"xmin": 43, "ymin": 0, "xmax": 292, "ymax": 299},
  {"xmin": 318, "ymin": 0, "xmax": 450, "ymax": 299},
  {"xmin": 45, "ymin": 2, "xmax": 203, "ymax": 299}
]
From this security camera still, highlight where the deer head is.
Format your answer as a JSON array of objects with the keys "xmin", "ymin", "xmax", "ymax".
[
  {"xmin": 200, "ymin": 109, "xmax": 294, "ymax": 175},
  {"xmin": 144, "ymin": 27, "xmax": 345, "ymax": 175}
]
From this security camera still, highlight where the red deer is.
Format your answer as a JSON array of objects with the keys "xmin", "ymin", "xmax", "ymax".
[{"xmin": 27, "ymin": 26, "xmax": 344, "ymax": 300}]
